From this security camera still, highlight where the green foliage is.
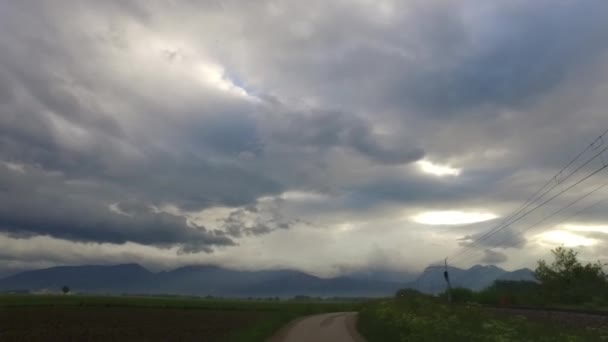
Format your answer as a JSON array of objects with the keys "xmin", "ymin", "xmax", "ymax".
[
  {"xmin": 359, "ymin": 247, "xmax": 608, "ymax": 341},
  {"xmin": 442, "ymin": 287, "xmax": 474, "ymax": 303},
  {"xmin": 535, "ymin": 247, "xmax": 608, "ymax": 305},
  {"xmin": 358, "ymin": 296, "xmax": 604, "ymax": 341},
  {"xmin": 476, "ymin": 281, "xmax": 542, "ymax": 306},
  {"xmin": 467, "ymin": 247, "xmax": 608, "ymax": 308}
]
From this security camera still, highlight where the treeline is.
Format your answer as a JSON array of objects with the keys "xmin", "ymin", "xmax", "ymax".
[{"xmin": 411, "ymin": 247, "xmax": 608, "ymax": 308}]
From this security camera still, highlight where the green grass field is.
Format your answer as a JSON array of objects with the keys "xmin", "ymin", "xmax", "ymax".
[
  {"xmin": 4, "ymin": 293, "xmax": 608, "ymax": 341},
  {"xmin": 0, "ymin": 294, "xmax": 360, "ymax": 341}
]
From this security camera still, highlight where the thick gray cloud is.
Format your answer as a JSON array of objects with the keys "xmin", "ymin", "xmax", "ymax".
[
  {"xmin": 480, "ymin": 249, "xmax": 508, "ymax": 264},
  {"xmin": 458, "ymin": 226, "xmax": 527, "ymax": 250},
  {"xmin": 267, "ymin": 108, "xmax": 424, "ymax": 165},
  {"xmin": 387, "ymin": 1, "xmax": 608, "ymax": 113},
  {"xmin": 0, "ymin": 165, "xmax": 234, "ymax": 252},
  {"xmin": 1, "ymin": 0, "xmax": 608, "ymax": 274}
]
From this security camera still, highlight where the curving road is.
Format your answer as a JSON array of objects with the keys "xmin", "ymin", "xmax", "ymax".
[{"xmin": 269, "ymin": 312, "xmax": 366, "ymax": 342}]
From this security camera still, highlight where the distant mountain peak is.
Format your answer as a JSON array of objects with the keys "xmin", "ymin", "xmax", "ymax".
[
  {"xmin": 0, "ymin": 262, "xmax": 538, "ymax": 297},
  {"xmin": 171, "ymin": 264, "xmax": 223, "ymax": 272},
  {"xmin": 410, "ymin": 263, "xmax": 535, "ymax": 294},
  {"xmin": 0, "ymin": 263, "xmax": 402, "ymax": 297},
  {"xmin": 471, "ymin": 264, "xmax": 501, "ymax": 270}
]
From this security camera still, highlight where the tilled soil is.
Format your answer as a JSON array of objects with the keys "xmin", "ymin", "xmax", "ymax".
[{"xmin": 0, "ymin": 306, "xmax": 267, "ymax": 341}]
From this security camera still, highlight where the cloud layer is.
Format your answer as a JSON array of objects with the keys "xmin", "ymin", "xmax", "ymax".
[{"xmin": 1, "ymin": 0, "xmax": 608, "ymax": 275}]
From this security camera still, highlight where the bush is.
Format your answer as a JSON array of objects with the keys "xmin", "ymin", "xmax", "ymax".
[
  {"xmin": 448, "ymin": 287, "xmax": 474, "ymax": 303},
  {"xmin": 476, "ymin": 280, "xmax": 542, "ymax": 306}
]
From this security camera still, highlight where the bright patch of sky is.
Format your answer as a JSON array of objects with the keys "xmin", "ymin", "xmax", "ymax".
[
  {"xmin": 411, "ymin": 210, "xmax": 498, "ymax": 225},
  {"xmin": 537, "ymin": 230, "xmax": 597, "ymax": 247},
  {"xmin": 195, "ymin": 62, "xmax": 257, "ymax": 100},
  {"xmin": 564, "ymin": 224, "xmax": 608, "ymax": 234},
  {"xmin": 417, "ymin": 160, "xmax": 461, "ymax": 177}
]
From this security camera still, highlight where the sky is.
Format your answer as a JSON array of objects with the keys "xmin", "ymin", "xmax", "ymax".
[{"xmin": 1, "ymin": 0, "xmax": 608, "ymax": 277}]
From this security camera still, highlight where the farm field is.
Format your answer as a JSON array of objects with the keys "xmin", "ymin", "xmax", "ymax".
[{"xmin": 0, "ymin": 295, "xmax": 360, "ymax": 341}]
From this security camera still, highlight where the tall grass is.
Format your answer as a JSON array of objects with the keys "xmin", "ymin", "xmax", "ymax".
[{"xmin": 357, "ymin": 295, "xmax": 607, "ymax": 341}]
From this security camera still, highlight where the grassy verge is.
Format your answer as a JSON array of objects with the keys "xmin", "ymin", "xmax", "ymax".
[{"xmin": 357, "ymin": 296, "xmax": 608, "ymax": 341}]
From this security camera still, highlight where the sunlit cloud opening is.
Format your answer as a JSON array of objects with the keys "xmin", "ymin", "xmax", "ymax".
[
  {"xmin": 411, "ymin": 210, "xmax": 498, "ymax": 225},
  {"xmin": 417, "ymin": 160, "xmax": 461, "ymax": 177},
  {"xmin": 135, "ymin": 34, "xmax": 259, "ymax": 101},
  {"xmin": 564, "ymin": 224, "xmax": 608, "ymax": 234},
  {"xmin": 336, "ymin": 223, "xmax": 355, "ymax": 232},
  {"xmin": 195, "ymin": 63, "xmax": 258, "ymax": 100},
  {"xmin": 537, "ymin": 230, "xmax": 597, "ymax": 247}
]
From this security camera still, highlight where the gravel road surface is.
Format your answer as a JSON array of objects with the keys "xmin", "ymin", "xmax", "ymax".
[{"xmin": 269, "ymin": 312, "xmax": 365, "ymax": 342}]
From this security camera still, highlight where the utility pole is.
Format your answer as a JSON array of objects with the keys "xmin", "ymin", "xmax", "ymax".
[{"xmin": 444, "ymin": 258, "xmax": 452, "ymax": 303}]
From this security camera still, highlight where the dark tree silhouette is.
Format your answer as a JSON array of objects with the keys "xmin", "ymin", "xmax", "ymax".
[
  {"xmin": 61, "ymin": 285, "xmax": 70, "ymax": 294},
  {"xmin": 536, "ymin": 247, "xmax": 607, "ymax": 304}
]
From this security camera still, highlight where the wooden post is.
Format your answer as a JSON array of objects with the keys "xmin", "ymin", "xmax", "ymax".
[{"xmin": 444, "ymin": 258, "xmax": 452, "ymax": 303}]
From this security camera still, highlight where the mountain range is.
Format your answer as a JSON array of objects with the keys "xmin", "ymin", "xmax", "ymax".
[
  {"xmin": 0, "ymin": 263, "xmax": 535, "ymax": 297},
  {"xmin": 411, "ymin": 264, "xmax": 536, "ymax": 294}
]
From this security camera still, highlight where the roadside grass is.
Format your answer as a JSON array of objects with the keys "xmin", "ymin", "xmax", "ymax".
[
  {"xmin": 357, "ymin": 296, "xmax": 608, "ymax": 342},
  {"xmin": 0, "ymin": 294, "xmax": 360, "ymax": 341}
]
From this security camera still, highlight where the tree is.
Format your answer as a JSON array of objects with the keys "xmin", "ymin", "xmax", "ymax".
[
  {"xmin": 61, "ymin": 285, "xmax": 70, "ymax": 295},
  {"xmin": 535, "ymin": 247, "xmax": 607, "ymax": 304},
  {"xmin": 477, "ymin": 280, "xmax": 542, "ymax": 305}
]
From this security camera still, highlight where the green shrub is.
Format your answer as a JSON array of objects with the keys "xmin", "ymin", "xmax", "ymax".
[
  {"xmin": 441, "ymin": 287, "xmax": 474, "ymax": 303},
  {"xmin": 476, "ymin": 280, "xmax": 542, "ymax": 306}
]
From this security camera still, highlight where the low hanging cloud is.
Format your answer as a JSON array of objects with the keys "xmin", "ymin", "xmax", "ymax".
[
  {"xmin": 480, "ymin": 249, "xmax": 508, "ymax": 264},
  {"xmin": 458, "ymin": 227, "xmax": 528, "ymax": 250}
]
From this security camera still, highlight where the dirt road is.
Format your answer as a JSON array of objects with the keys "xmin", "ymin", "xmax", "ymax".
[{"xmin": 270, "ymin": 312, "xmax": 365, "ymax": 342}]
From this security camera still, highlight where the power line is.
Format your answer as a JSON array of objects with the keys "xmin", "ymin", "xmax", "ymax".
[
  {"xmin": 455, "ymin": 144, "xmax": 608, "ymax": 259},
  {"xmin": 454, "ymin": 162, "xmax": 608, "ymax": 262},
  {"xmin": 551, "ymin": 196, "xmax": 608, "ymax": 228},
  {"xmin": 451, "ymin": 144, "xmax": 608, "ymax": 262},
  {"xmin": 454, "ymin": 180, "xmax": 608, "ymax": 264},
  {"xmin": 503, "ymin": 129, "xmax": 608, "ymax": 222},
  {"xmin": 515, "ymin": 181, "xmax": 606, "ymax": 232}
]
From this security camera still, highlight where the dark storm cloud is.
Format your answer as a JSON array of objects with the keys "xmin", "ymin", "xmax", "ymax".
[
  {"xmin": 400, "ymin": 1, "xmax": 608, "ymax": 113},
  {"xmin": 219, "ymin": 200, "xmax": 296, "ymax": 238},
  {"xmin": 268, "ymin": 108, "xmax": 424, "ymax": 165},
  {"xmin": 0, "ymin": 165, "xmax": 234, "ymax": 252},
  {"xmin": 318, "ymin": 1, "xmax": 608, "ymax": 117}
]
